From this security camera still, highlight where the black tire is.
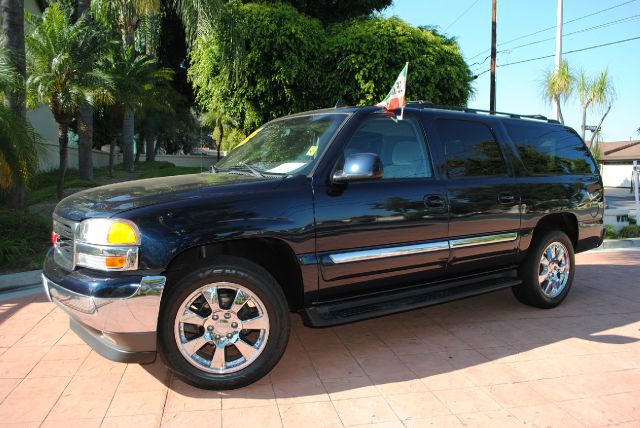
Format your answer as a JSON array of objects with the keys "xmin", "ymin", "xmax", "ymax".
[
  {"xmin": 513, "ymin": 229, "xmax": 575, "ymax": 309},
  {"xmin": 158, "ymin": 256, "xmax": 290, "ymax": 389}
]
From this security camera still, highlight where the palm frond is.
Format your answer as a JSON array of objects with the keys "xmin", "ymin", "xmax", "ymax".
[
  {"xmin": 26, "ymin": 3, "xmax": 112, "ymax": 119},
  {"xmin": 0, "ymin": 106, "xmax": 43, "ymax": 191}
]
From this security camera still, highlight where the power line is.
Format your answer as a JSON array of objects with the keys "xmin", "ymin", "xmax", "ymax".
[
  {"xmin": 444, "ymin": 0, "xmax": 481, "ymax": 32},
  {"xmin": 470, "ymin": 13, "xmax": 640, "ymax": 70},
  {"xmin": 466, "ymin": 0, "xmax": 639, "ymax": 61},
  {"xmin": 505, "ymin": 14, "xmax": 640, "ymax": 53},
  {"xmin": 473, "ymin": 35, "xmax": 640, "ymax": 77}
]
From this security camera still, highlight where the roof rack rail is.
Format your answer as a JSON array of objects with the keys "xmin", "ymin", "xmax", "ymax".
[{"xmin": 405, "ymin": 101, "xmax": 560, "ymax": 124}]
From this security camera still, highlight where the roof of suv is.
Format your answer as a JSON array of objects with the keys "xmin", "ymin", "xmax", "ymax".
[{"xmin": 289, "ymin": 103, "xmax": 561, "ymax": 125}]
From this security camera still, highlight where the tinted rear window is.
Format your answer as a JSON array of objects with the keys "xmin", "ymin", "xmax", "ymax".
[
  {"xmin": 436, "ymin": 119, "xmax": 506, "ymax": 178},
  {"xmin": 504, "ymin": 121, "xmax": 596, "ymax": 175}
]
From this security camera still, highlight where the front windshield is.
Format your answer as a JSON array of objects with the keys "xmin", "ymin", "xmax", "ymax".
[{"xmin": 215, "ymin": 113, "xmax": 349, "ymax": 176}]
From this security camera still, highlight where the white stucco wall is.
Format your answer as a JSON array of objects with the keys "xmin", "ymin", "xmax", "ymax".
[
  {"xmin": 601, "ymin": 163, "xmax": 636, "ymax": 188},
  {"xmin": 38, "ymin": 142, "xmax": 112, "ymax": 172}
]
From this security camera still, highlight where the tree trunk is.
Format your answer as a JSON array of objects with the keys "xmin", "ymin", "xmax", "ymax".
[
  {"xmin": 76, "ymin": 0, "xmax": 90, "ymax": 18},
  {"xmin": 1, "ymin": 0, "xmax": 25, "ymax": 118},
  {"xmin": 75, "ymin": 0, "xmax": 94, "ymax": 180},
  {"xmin": 217, "ymin": 117, "xmax": 224, "ymax": 161},
  {"xmin": 122, "ymin": 107, "xmax": 135, "ymax": 172},
  {"xmin": 556, "ymin": 97, "xmax": 564, "ymax": 125},
  {"xmin": 57, "ymin": 123, "xmax": 69, "ymax": 200},
  {"xmin": 77, "ymin": 103, "xmax": 94, "ymax": 180},
  {"xmin": 589, "ymin": 104, "xmax": 612, "ymax": 151},
  {"xmin": 2, "ymin": 0, "xmax": 27, "ymax": 209},
  {"xmin": 145, "ymin": 131, "xmax": 156, "ymax": 162},
  {"xmin": 109, "ymin": 135, "xmax": 117, "ymax": 177},
  {"xmin": 554, "ymin": 97, "xmax": 563, "ymax": 124},
  {"xmin": 135, "ymin": 128, "xmax": 144, "ymax": 163},
  {"xmin": 581, "ymin": 106, "xmax": 587, "ymax": 141}
]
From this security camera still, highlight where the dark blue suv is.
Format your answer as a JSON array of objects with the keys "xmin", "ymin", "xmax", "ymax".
[{"xmin": 43, "ymin": 104, "xmax": 604, "ymax": 389}]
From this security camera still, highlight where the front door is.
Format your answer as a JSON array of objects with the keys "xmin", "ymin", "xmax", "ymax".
[
  {"xmin": 432, "ymin": 117, "xmax": 521, "ymax": 275},
  {"xmin": 313, "ymin": 112, "xmax": 450, "ymax": 300}
]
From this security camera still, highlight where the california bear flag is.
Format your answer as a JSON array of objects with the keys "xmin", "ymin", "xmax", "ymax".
[{"xmin": 376, "ymin": 62, "xmax": 408, "ymax": 112}]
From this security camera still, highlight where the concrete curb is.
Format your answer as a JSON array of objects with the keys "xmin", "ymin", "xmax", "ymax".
[
  {"xmin": 0, "ymin": 269, "xmax": 42, "ymax": 292},
  {"xmin": 599, "ymin": 238, "xmax": 640, "ymax": 250}
]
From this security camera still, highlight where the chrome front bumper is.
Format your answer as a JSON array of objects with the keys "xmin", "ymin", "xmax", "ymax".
[{"xmin": 43, "ymin": 273, "xmax": 166, "ymax": 363}]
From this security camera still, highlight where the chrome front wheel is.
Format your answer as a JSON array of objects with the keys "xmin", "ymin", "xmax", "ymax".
[
  {"xmin": 159, "ymin": 257, "xmax": 290, "ymax": 389},
  {"xmin": 174, "ymin": 282, "xmax": 270, "ymax": 374}
]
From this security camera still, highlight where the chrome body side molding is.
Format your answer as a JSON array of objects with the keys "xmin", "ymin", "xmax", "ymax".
[
  {"xmin": 449, "ymin": 232, "xmax": 518, "ymax": 249},
  {"xmin": 326, "ymin": 232, "xmax": 519, "ymax": 264},
  {"xmin": 328, "ymin": 241, "xmax": 450, "ymax": 264}
]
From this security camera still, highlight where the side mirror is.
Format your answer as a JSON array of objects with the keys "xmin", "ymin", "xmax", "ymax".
[{"xmin": 332, "ymin": 153, "xmax": 384, "ymax": 183}]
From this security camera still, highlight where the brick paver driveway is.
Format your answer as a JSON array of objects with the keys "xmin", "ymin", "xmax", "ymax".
[{"xmin": 0, "ymin": 250, "xmax": 638, "ymax": 427}]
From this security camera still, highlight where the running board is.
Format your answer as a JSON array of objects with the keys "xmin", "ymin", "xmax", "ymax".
[{"xmin": 303, "ymin": 276, "xmax": 521, "ymax": 327}]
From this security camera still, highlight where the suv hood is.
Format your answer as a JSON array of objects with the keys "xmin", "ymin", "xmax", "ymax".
[{"xmin": 54, "ymin": 173, "xmax": 266, "ymax": 221}]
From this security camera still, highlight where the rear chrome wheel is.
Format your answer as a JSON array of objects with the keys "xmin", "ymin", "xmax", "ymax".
[
  {"xmin": 174, "ymin": 282, "xmax": 270, "ymax": 374},
  {"xmin": 538, "ymin": 242, "xmax": 570, "ymax": 299},
  {"xmin": 513, "ymin": 229, "xmax": 575, "ymax": 309}
]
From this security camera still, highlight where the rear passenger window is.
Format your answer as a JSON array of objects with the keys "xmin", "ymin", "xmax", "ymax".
[
  {"xmin": 504, "ymin": 121, "xmax": 596, "ymax": 175},
  {"xmin": 343, "ymin": 116, "xmax": 433, "ymax": 179},
  {"xmin": 437, "ymin": 119, "xmax": 506, "ymax": 178}
]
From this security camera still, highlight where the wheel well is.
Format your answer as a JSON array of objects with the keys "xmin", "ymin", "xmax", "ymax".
[
  {"xmin": 533, "ymin": 213, "xmax": 578, "ymax": 247},
  {"xmin": 163, "ymin": 238, "xmax": 304, "ymax": 312}
]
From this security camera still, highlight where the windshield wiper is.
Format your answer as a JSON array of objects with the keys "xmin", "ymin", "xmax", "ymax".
[{"xmin": 227, "ymin": 163, "xmax": 265, "ymax": 178}]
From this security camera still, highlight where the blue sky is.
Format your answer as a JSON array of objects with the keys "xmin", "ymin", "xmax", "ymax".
[{"xmin": 384, "ymin": 0, "xmax": 640, "ymax": 142}]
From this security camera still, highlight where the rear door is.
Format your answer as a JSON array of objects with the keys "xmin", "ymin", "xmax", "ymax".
[
  {"xmin": 432, "ymin": 116, "xmax": 522, "ymax": 275},
  {"xmin": 313, "ymin": 111, "xmax": 450, "ymax": 300}
]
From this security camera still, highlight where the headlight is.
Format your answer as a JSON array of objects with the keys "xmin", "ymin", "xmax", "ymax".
[
  {"xmin": 76, "ymin": 219, "xmax": 140, "ymax": 246},
  {"xmin": 75, "ymin": 219, "xmax": 140, "ymax": 271}
]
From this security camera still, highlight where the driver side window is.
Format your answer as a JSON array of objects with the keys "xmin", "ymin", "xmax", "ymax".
[{"xmin": 343, "ymin": 116, "xmax": 433, "ymax": 179}]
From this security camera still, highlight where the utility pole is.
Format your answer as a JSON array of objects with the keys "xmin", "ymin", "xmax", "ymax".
[
  {"xmin": 489, "ymin": 0, "xmax": 497, "ymax": 113},
  {"xmin": 553, "ymin": 0, "xmax": 563, "ymax": 120}
]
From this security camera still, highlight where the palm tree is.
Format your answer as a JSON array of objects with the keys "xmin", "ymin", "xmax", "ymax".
[
  {"xmin": 578, "ymin": 69, "xmax": 615, "ymax": 144},
  {"xmin": 25, "ymin": 3, "xmax": 112, "ymax": 199},
  {"xmin": 1, "ymin": 0, "xmax": 28, "ymax": 208},
  {"xmin": 542, "ymin": 61, "xmax": 573, "ymax": 124},
  {"xmin": 76, "ymin": 0, "xmax": 95, "ymax": 180},
  {"xmin": 92, "ymin": 0, "xmax": 161, "ymax": 172},
  {"xmin": 0, "ymin": 40, "xmax": 41, "ymax": 195},
  {"xmin": 101, "ymin": 45, "xmax": 173, "ymax": 174},
  {"xmin": 171, "ymin": 0, "xmax": 243, "ymax": 79}
]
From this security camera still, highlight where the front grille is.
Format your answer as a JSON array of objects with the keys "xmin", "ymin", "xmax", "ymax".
[{"xmin": 53, "ymin": 216, "xmax": 78, "ymax": 271}]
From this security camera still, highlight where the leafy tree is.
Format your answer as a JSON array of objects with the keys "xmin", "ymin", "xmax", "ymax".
[
  {"xmin": 25, "ymin": 3, "xmax": 111, "ymax": 199},
  {"xmin": 326, "ymin": 17, "xmax": 473, "ymax": 107},
  {"xmin": 0, "ymin": 40, "xmax": 41, "ymax": 195},
  {"xmin": 541, "ymin": 60, "xmax": 573, "ymax": 124},
  {"xmin": 249, "ymin": 0, "xmax": 392, "ymax": 24},
  {"xmin": 189, "ymin": 2, "xmax": 327, "ymax": 133}
]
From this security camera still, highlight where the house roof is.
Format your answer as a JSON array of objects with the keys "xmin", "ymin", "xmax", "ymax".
[{"xmin": 601, "ymin": 140, "xmax": 640, "ymax": 162}]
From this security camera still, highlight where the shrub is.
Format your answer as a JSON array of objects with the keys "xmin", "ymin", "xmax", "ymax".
[
  {"xmin": 0, "ymin": 209, "xmax": 50, "ymax": 270},
  {"xmin": 326, "ymin": 17, "xmax": 473, "ymax": 107},
  {"xmin": 618, "ymin": 225, "xmax": 640, "ymax": 238},
  {"xmin": 604, "ymin": 225, "xmax": 618, "ymax": 240}
]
